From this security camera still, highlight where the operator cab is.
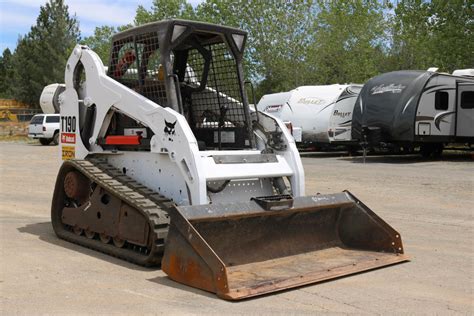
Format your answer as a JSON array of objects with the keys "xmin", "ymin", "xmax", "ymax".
[{"xmin": 107, "ymin": 19, "xmax": 254, "ymax": 151}]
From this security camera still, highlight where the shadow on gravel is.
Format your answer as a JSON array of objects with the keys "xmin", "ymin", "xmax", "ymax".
[
  {"xmin": 300, "ymin": 151, "xmax": 352, "ymax": 159},
  {"xmin": 147, "ymin": 276, "xmax": 221, "ymax": 300},
  {"xmin": 301, "ymin": 150, "xmax": 472, "ymax": 164},
  {"xmin": 17, "ymin": 222, "xmax": 152, "ymax": 271},
  {"xmin": 339, "ymin": 152, "xmax": 473, "ymax": 164}
]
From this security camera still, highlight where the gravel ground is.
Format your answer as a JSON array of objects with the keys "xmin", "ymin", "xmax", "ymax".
[{"xmin": 0, "ymin": 142, "xmax": 473, "ymax": 315}]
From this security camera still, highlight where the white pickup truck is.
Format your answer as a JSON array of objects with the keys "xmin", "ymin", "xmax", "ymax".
[{"xmin": 28, "ymin": 114, "xmax": 60, "ymax": 145}]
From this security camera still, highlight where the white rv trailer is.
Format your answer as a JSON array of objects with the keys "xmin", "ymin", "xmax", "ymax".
[
  {"xmin": 257, "ymin": 84, "xmax": 362, "ymax": 147},
  {"xmin": 352, "ymin": 69, "xmax": 474, "ymax": 156}
]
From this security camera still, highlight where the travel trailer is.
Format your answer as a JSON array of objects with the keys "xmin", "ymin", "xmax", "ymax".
[
  {"xmin": 257, "ymin": 84, "xmax": 362, "ymax": 148},
  {"xmin": 352, "ymin": 69, "xmax": 474, "ymax": 156}
]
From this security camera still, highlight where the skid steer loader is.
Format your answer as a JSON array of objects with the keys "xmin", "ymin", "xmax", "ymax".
[{"xmin": 51, "ymin": 19, "xmax": 407, "ymax": 300}]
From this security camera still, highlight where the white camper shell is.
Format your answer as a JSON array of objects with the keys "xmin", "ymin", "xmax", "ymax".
[{"xmin": 257, "ymin": 85, "xmax": 362, "ymax": 146}]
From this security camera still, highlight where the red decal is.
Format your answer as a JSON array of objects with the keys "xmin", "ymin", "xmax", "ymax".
[
  {"xmin": 61, "ymin": 133, "xmax": 76, "ymax": 144},
  {"xmin": 105, "ymin": 135, "xmax": 141, "ymax": 145}
]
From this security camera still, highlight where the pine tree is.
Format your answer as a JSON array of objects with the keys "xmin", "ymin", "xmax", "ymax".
[
  {"xmin": 0, "ymin": 48, "xmax": 14, "ymax": 98},
  {"xmin": 11, "ymin": 0, "xmax": 80, "ymax": 107}
]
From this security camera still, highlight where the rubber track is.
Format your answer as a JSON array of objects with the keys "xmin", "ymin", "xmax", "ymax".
[{"xmin": 52, "ymin": 158, "xmax": 174, "ymax": 267}]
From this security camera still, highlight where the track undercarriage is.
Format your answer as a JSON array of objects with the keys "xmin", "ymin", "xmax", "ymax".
[{"xmin": 51, "ymin": 158, "xmax": 173, "ymax": 266}]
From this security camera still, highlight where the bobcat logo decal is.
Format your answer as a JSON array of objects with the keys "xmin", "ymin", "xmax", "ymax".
[{"xmin": 164, "ymin": 120, "xmax": 177, "ymax": 141}]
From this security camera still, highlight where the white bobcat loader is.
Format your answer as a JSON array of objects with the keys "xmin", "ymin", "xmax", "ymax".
[{"xmin": 51, "ymin": 20, "xmax": 407, "ymax": 300}]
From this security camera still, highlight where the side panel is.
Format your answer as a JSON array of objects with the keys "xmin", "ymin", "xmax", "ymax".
[
  {"xmin": 456, "ymin": 83, "xmax": 474, "ymax": 138},
  {"xmin": 415, "ymin": 76, "xmax": 456, "ymax": 137},
  {"xmin": 106, "ymin": 152, "xmax": 190, "ymax": 205},
  {"xmin": 328, "ymin": 95, "xmax": 357, "ymax": 142},
  {"xmin": 291, "ymin": 86, "xmax": 340, "ymax": 144},
  {"xmin": 258, "ymin": 86, "xmax": 350, "ymax": 144}
]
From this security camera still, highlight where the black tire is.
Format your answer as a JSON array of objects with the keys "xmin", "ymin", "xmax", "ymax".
[
  {"xmin": 433, "ymin": 143, "xmax": 444, "ymax": 158},
  {"xmin": 52, "ymin": 132, "xmax": 59, "ymax": 145},
  {"xmin": 39, "ymin": 138, "xmax": 52, "ymax": 146},
  {"xmin": 420, "ymin": 143, "xmax": 443, "ymax": 158},
  {"xmin": 347, "ymin": 145, "xmax": 360, "ymax": 156},
  {"xmin": 400, "ymin": 146, "xmax": 414, "ymax": 155}
]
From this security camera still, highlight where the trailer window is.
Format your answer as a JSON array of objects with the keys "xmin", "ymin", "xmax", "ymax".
[
  {"xmin": 460, "ymin": 91, "xmax": 474, "ymax": 109},
  {"xmin": 434, "ymin": 91, "xmax": 449, "ymax": 110}
]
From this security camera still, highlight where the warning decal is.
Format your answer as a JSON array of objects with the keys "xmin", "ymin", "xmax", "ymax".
[
  {"xmin": 62, "ymin": 146, "xmax": 75, "ymax": 160},
  {"xmin": 61, "ymin": 132, "xmax": 76, "ymax": 144}
]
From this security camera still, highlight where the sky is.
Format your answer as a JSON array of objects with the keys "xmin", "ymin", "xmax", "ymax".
[{"xmin": 0, "ymin": 0, "xmax": 203, "ymax": 53}]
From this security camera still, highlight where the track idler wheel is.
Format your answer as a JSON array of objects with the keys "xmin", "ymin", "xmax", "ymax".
[{"xmin": 64, "ymin": 171, "xmax": 91, "ymax": 203}]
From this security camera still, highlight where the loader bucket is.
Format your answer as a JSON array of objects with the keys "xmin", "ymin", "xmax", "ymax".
[{"xmin": 161, "ymin": 191, "xmax": 408, "ymax": 300}]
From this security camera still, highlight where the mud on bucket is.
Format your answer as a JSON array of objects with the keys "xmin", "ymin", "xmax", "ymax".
[{"xmin": 161, "ymin": 191, "xmax": 408, "ymax": 300}]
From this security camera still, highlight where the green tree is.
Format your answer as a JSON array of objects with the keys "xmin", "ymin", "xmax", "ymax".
[
  {"xmin": 11, "ymin": 37, "xmax": 36, "ymax": 104},
  {"xmin": 196, "ymin": 0, "xmax": 317, "ymax": 96},
  {"xmin": 391, "ymin": 0, "xmax": 473, "ymax": 72},
  {"xmin": 308, "ymin": 0, "xmax": 389, "ymax": 85},
  {"xmin": 134, "ymin": 0, "xmax": 196, "ymax": 24},
  {"xmin": 82, "ymin": 26, "xmax": 116, "ymax": 63},
  {"xmin": 11, "ymin": 0, "xmax": 80, "ymax": 106},
  {"xmin": 426, "ymin": 0, "xmax": 473, "ymax": 71},
  {"xmin": 391, "ymin": 0, "xmax": 432, "ymax": 70},
  {"xmin": 0, "ymin": 48, "xmax": 14, "ymax": 98}
]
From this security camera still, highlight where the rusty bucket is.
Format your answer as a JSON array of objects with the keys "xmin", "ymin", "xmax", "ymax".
[{"xmin": 161, "ymin": 191, "xmax": 408, "ymax": 300}]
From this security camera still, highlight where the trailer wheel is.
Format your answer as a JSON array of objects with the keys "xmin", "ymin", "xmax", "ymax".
[
  {"xmin": 347, "ymin": 145, "xmax": 360, "ymax": 156},
  {"xmin": 420, "ymin": 143, "xmax": 443, "ymax": 158},
  {"xmin": 433, "ymin": 144, "xmax": 444, "ymax": 158},
  {"xmin": 400, "ymin": 146, "xmax": 414, "ymax": 155}
]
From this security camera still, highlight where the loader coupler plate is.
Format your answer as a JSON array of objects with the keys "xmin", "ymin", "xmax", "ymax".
[{"xmin": 161, "ymin": 191, "xmax": 408, "ymax": 300}]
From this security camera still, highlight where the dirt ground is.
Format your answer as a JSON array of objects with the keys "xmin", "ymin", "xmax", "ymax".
[{"xmin": 0, "ymin": 142, "xmax": 473, "ymax": 315}]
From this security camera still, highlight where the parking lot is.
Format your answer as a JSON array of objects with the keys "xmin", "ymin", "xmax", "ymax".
[{"xmin": 0, "ymin": 142, "xmax": 473, "ymax": 314}]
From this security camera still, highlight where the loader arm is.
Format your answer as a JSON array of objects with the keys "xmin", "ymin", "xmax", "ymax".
[{"xmin": 63, "ymin": 45, "xmax": 208, "ymax": 204}]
